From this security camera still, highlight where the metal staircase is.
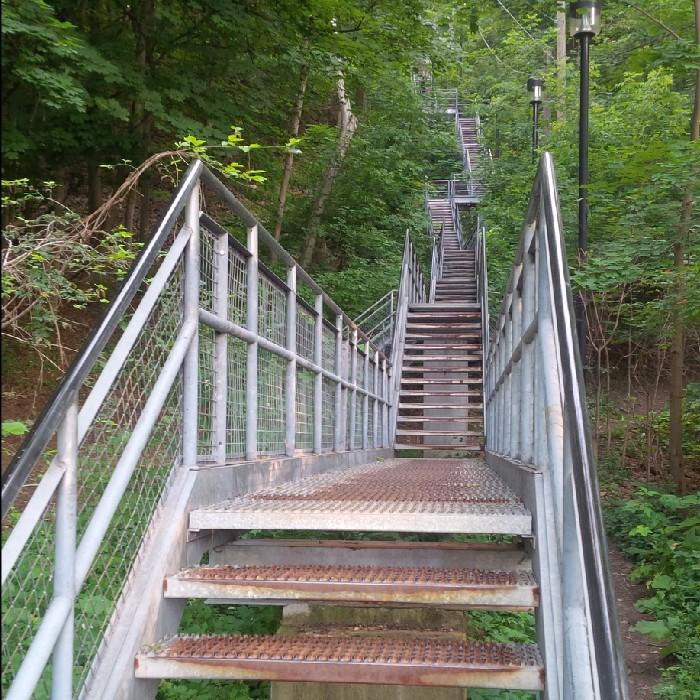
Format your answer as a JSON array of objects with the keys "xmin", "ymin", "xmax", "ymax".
[{"xmin": 2, "ymin": 91, "xmax": 628, "ymax": 700}]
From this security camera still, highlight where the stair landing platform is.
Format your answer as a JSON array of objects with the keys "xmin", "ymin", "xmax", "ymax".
[{"xmin": 189, "ymin": 459, "xmax": 531, "ymax": 536}]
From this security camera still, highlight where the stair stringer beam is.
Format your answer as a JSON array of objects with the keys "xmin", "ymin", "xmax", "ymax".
[{"xmin": 485, "ymin": 452, "xmax": 564, "ymax": 700}]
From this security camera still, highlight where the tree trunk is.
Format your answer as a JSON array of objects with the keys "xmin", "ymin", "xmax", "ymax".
[
  {"xmin": 273, "ymin": 58, "xmax": 309, "ymax": 243},
  {"xmin": 300, "ymin": 74, "xmax": 358, "ymax": 268},
  {"xmin": 669, "ymin": 0, "xmax": 699, "ymax": 493}
]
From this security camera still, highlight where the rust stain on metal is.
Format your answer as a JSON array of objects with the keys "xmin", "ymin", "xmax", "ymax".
[
  {"xmin": 167, "ymin": 565, "xmax": 537, "ymax": 607},
  {"xmin": 251, "ymin": 461, "xmax": 517, "ymax": 505},
  {"xmin": 136, "ymin": 635, "xmax": 543, "ymax": 689},
  {"xmin": 178, "ymin": 564, "xmax": 527, "ymax": 587}
]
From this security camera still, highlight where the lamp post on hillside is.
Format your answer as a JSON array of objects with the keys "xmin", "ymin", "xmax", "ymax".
[
  {"xmin": 527, "ymin": 77, "xmax": 544, "ymax": 163},
  {"xmin": 569, "ymin": 0, "xmax": 601, "ymax": 364}
]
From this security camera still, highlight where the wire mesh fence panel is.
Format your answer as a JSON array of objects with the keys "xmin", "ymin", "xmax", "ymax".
[
  {"xmin": 1, "ymin": 496, "xmax": 56, "ymax": 698},
  {"xmin": 296, "ymin": 306, "xmax": 315, "ymax": 362},
  {"xmin": 295, "ymin": 368, "xmax": 314, "ymax": 451},
  {"xmin": 228, "ymin": 248, "xmax": 247, "ymax": 326},
  {"xmin": 258, "ymin": 274, "xmax": 286, "ymax": 346},
  {"xmin": 199, "ymin": 226, "xmax": 216, "ymax": 313},
  {"xmin": 367, "ymin": 401, "xmax": 374, "ymax": 449},
  {"xmin": 257, "ymin": 348, "xmax": 286, "ymax": 455},
  {"xmin": 198, "ymin": 324, "xmax": 215, "ymax": 459},
  {"xmin": 322, "ymin": 326, "xmax": 336, "ymax": 372},
  {"xmin": 354, "ymin": 397, "xmax": 364, "ymax": 448},
  {"xmin": 77, "ymin": 378, "xmax": 182, "ymax": 691},
  {"xmin": 226, "ymin": 337, "xmax": 247, "ymax": 459},
  {"xmin": 322, "ymin": 377, "xmax": 335, "ymax": 451}
]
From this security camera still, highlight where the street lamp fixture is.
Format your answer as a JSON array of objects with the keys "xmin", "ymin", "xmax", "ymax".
[
  {"xmin": 569, "ymin": 0, "xmax": 601, "ymax": 364},
  {"xmin": 527, "ymin": 77, "xmax": 544, "ymax": 163},
  {"xmin": 569, "ymin": 0, "xmax": 601, "ymax": 37}
]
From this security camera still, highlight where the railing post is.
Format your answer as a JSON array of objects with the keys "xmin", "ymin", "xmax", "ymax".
[
  {"xmin": 503, "ymin": 305, "xmax": 513, "ymax": 457},
  {"xmin": 334, "ymin": 314, "xmax": 344, "ymax": 452},
  {"xmin": 183, "ymin": 179, "xmax": 201, "ymax": 466},
  {"xmin": 373, "ymin": 350, "xmax": 379, "ymax": 448},
  {"xmin": 51, "ymin": 395, "xmax": 78, "ymax": 700},
  {"xmin": 246, "ymin": 224, "xmax": 258, "ymax": 461},
  {"xmin": 285, "ymin": 266, "xmax": 297, "ymax": 457},
  {"xmin": 362, "ymin": 342, "xmax": 369, "ymax": 449},
  {"xmin": 349, "ymin": 328, "xmax": 358, "ymax": 450},
  {"xmin": 382, "ymin": 358, "xmax": 389, "ymax": 447},
  {"xmin": 520, "ymin": 244, "xmax": 536, "ymax": 464},
  {"xmin": 510, "ymin": 271, "xmax": 523, "ymax": 460},
  {"xmin": 313, "ymin": 294, "xmax": 323, "ymax": 453},
  {"xmin": 213, "ymin": 222, "xmax": 229, "ymax": 464}
]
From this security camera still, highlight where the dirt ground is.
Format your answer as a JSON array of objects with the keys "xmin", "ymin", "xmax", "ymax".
[{"xmin": 608, "ymin": 539, "xmax": 664, "ymax": 698}]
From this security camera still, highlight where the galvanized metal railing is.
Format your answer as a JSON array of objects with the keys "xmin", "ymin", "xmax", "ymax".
[
  {"xmin": 354, "ymin": 289, "xmax": 398, "ymax": 356},
  {"xmin": 1, "ymin": 160, "xmax": 394, "ymax": 700},
  {"xmin": 429, "ymin": 223, "xmax": 444, "ymax": 302},
  {"xmin": 483, "ymin": 153, "xmax": 628, "ymax": 699},
  {"xmin": 388, "ymin": 231, "xmax": 426, "ymax": 439}
]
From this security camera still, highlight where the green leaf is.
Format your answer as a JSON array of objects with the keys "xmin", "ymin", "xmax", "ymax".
[
  {"xmin": 633, "ymin": 619, "xmax": 671, "ymax": 640},
  {"xmin": 1, "ymin": 420, "xmax": 29, "ymax": 437}
]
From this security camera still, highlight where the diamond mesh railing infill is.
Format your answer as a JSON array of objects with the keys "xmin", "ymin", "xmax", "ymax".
[{"xmin": 1, "ymin": 161, "xmax": 396, "ymax": 700}]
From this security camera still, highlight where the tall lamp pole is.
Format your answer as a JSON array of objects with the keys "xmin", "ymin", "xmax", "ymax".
[
  {"xmin": 527, "ymin": 77, "xmax": 544, "ymax": 163},
  {"xmin": 569, "ymin": 0, "xmax": 601, "ymax": 364}
]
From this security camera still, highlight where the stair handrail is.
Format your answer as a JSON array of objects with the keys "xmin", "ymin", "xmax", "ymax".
[
  {"xmin": 354, "ymin": 289, "xmax": 398, "ymax": 355},
  {"xmin": 388, "ymin": 230, "xmax": 426, "ymax": 441},
  {"xmin": 447, "ymin": 179, "xmax": 464, "ymax": 248},
  {"xmin": 429, "ymin": 222, "xmax": 444, "ymax": 302},
  {"xmin": 483, "ymin": 152, "xmax": 628, "ymax": 699},
  {"xmin": 1, "ymin": 160, "xmax": 394, "ymax": 700}
]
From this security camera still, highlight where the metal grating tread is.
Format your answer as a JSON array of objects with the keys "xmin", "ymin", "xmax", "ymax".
[
  {"xmin": 135, "ymin": 635, "xmax": 544, "ymax": 690},
  {"xmin": 189, "ymin": 459, "xmax": 530, "ymax": 535},
  {"xmin": 164, "ymin": 564, "xmax": 538, "ymax": 608}
]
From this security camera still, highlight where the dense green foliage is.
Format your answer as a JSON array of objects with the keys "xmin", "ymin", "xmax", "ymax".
[
  {"xmin": 2, "ymin": 1, "xmax": 699, "ymax": 697},
  {"xmin": 606, "ymin": 488, "xmax": 700, "ymax": 699}
]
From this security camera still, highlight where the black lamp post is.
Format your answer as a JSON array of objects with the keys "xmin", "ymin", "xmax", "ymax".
[
  {"xmin": 569, "ymin": 0, "xmax": 601, "ymax": 363},
  {"xmin": 527, "ymin": 77, "xmax": 544, "ymax": 163}
]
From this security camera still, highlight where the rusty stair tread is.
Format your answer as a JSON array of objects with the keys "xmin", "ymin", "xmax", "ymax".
[
  {"xmin": 397, "ymin": 417, "xmax": 483, "ymax": 423},
  {"xmin": 189, "ymin": 459, "xmax": 531, "ymax": 535},
  {"xmin": 396, "ymin": 429, "xmax": 483, "ymax": 436},
  {"xmin": 164, "ymin": 564, "xmax": 538, "ymax": 608},
  {"xmin": 402, "ymin": 356, "xmax": 482, "ymax": 362},
  {"xmin": 398, "ymin": 403, "xmax": 484, "ymax": 410},
  {"xmin": 400, "ymin": 378, "xmax": 483, "ymax": 384},
  {"xmin": 394, "ymin": 444, "xmax": 483, "ymax": 451},
  {"xmin": 135, "ymin": 635, "xmax": 544, "ymax": 690}
]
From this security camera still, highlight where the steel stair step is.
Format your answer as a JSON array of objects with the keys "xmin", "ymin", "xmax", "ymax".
[
  {"xmin": 394, "ymin": 443, "xmax": 483, "ymax": 452},
  {"xmin": 400, "ymin": 378, "xmax": 483, "ymax": 385},
  {"xmin": 409, "ymin": 303, "xmax": 480, "ymax": 310},
  {"xmin": 397, "ymin": 417, "xmax": 483, "ymax": 425},
  {"xmin": 398, "ymin": 403, "xmax": 484, "ymax": 410},
  {"xmin": 396, "ymin": 429, "xmax": 483, "ymax": 437},
  {"xmin": 403, "ymin": 344, "xmax": 482, "ymax": 351},
  {"xmin": 164, "ymin": 564, "xmax": 539, "ymax": 609},
  {"xmin": 215, "ymin": 538, "xmax": 531, "ymax": 570},
  {"xmin": 401, "ymin": 367, "xmax": 482, "ymax": 374},
  {"xmin": 188, "ymin": 458, "xmax": 531, "ymax": 535},
  {"xmin": 399, "ymin": 390, "xmax": 482, "ymax": 397},
  {"xmin": 402, "ymin": 355, "xmax": 482, "ymax": 362},
  {"xmin": 405, "ymin": 334, "xmax": 481, "ymax": 341},
  {"xmin": 135, "ymin": 635, "xmax": 544, "ymax": 690},
  {"xmin": 406, "ymin": 324, "xmax": 481, "ymax": 331}
]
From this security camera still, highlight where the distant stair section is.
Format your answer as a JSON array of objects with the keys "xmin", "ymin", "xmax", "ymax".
[{"xmin": 396, "ymin": 198, "xmax": 483, "ymax": 453}]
